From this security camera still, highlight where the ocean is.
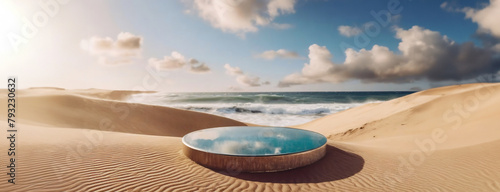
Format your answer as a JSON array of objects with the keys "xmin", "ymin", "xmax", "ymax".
[{"xmin": 128, "ymin": 92, "xmax": 414, "ymax": 126}]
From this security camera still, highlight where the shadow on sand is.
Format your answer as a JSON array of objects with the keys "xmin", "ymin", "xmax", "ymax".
[{"xmin": 216, "ymin": 145, "xmax": 365, "ymax": 183}]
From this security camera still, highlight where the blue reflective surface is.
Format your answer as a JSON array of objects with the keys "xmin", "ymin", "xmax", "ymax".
[{"xmin": 182, "ymin": 126, "xmax": 327, "ymax": 156}]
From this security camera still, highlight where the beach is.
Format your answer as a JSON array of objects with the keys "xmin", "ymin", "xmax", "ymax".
[{"xmin": 1, "ymin": 83, "xmax": 500, "ymax": 191}]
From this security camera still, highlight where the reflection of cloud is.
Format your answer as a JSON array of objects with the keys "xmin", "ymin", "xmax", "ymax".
[
  {"xmin": 254, "ymin": 141, "xmax": 264, "ymax": 148},
  {"xmin": 192, "ymin": 139, "xmax": 280, "ymax": 155},
  {"xmin": 259, "ymin": 129, "xmax": 287, "ymax": 140},
  {"xmin": 188, "ymin": 129, "xmax": 289, "ymax": 155},
  {"xmin": 214, "ymin": 140, "xmax": 247, "ymax": 154},
  {"xmin": 276, "ymin": 133, "xmax": 286, "ymax": 139},
  {"xmin": 274, "ymin": 147, "xmax": 281, "ymax": 154},
  {"xmin": 213, "ymin": 140, "xmax": 273, "ymax": 154}
]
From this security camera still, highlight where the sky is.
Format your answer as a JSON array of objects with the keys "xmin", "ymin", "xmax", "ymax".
[{"xmin": 1, "ymin": 0, "xmax": 499, "ymax": 92}]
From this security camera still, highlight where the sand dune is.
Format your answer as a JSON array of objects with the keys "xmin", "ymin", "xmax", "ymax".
[
  {"xmin": 296, "ymin": 83, "xmax": 500, "ymax": 149},
  {"xmin": 0, "ymin": 89, "xmax": 245, "ymax": 137},
  {"xmin": 1, "ymin": 83, "xmax": 500, "ymax": 191}
]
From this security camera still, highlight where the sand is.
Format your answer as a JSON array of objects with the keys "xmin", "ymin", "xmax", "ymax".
[{"xmin": 1, "ymin": 83, "xmax": 500, "ymax": 191}]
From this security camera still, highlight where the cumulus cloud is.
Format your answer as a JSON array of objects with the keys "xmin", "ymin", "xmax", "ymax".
[
  {"xmin": 149, "ymin": 51, "xmax": 186, "ymax": 70},
  {"xmin": 188, "ymin": 0, "xmax": 296, "ymax": 36},
  {"xmin": 472, "ymin": 30, "xmax": 500, "ymax": 50},
  {"xmin": 338, "ymin": 25, "xmax": 362, "ymax": 37},
  {"xmin": 256, "ymin": 49, "xmax": 299, "ymax": 60},
  {"xmin": 279, "ymin": 26, "xmax": 500, "ymax": 87},
  {"xmin": 149, "ymin": 52, "xmax": 211, "ymax": 73},
  {"xmin": 464, "ymin": 0, "xmax": 500, "ymax": 38},
  {"xmin": 188, "ymin": 58, "xmax": 211, "ymax": 73},
  {"xmin": 80, "ymin": 32, "xmax": 142, "ymax": 65},
  {"xmin": 440, "ymin": 2, "xmax": 457, "ymax": 12},
  {"xmin": 224, "ymin": 63, "xmax": 244, "ymax": 75},
  {"xmin": 236, "ymin": 75, "xmax": 262, "ymax": 87},
  {"xmin": 224, "ymin": 64, "xmax": 267, "ymax": 87},
  {"xmin": 442, "ymin": 0, "xmax": 500, "ymax": 38}
]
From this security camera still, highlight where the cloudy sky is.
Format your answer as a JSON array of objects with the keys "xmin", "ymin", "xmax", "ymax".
[{"xmin": 1, "ymin": 0, "xmax": 499, "ymax": 92}]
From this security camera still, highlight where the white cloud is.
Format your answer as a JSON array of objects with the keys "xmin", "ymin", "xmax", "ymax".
[
  {"xmin": 440, "ymin": 2, "xmax": 453, "ymax": 12},
  {"xmin": 465, "ymin": 0, "xmax": 500, "ymax": 38},
  {"xmin": 189, "ymin": 63, "xmax": 211, "ymax": 73},
  {"xmin": 188, "ymin": 58, "xmax": 211, "ymax": 73},
  {"xmin": 338, "ymin": 25, "xmax": 362, "ymax": 37},
  {"xmin": 80, "ymin": 32, "xmax": 142, "ymax": 65},
  {"xmin": 150, "ymin": 52, "xmax": 211, "ymax": 73},
  {"xmin": 442, "ymin": 0, "xmax": 500, "ymax": 38},
  {"xmin": 236, "ymin": 75, "xmax": 261, "ymax": 87},
  {"xmin": 188, "ymin": 0, "xmax": 296, "ymax": 36},
  {"xmin": 256, "ymin": 49, "xmax": 299, "ymax": 60},
  {"xmin": 224, "ymin": 63, "xmax": 244, "ymax": 75},
  {"xmin": 149, "ymin": 51, "xmax": 186, "ymax": 70},
  {"xmin": 224, "ymin": 63, "xmax": 267, "ymax": 87},
  {"xmin": 279, "ymin": 26, "xmax": 500, "ymax": 87}
]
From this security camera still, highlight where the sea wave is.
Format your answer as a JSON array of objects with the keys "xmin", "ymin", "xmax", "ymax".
[
  {"xmin": 129, "ymin": 92, "xmax": 407, "ymax": 105},
  {"xmin": 162, "ymin": 103, "xmax": 367, "ymax": 126},
  {"xmin": 128, "ymin": 92, "xmax": 412, "ymax": 126},
  {"xmin": 180, "ymin": 104, "xmax": 338, "ymax": 115}
]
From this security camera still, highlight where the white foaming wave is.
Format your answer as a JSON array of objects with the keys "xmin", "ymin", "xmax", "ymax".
[
  {"xmin": 162, "ymin": 102, "xmax": 371, "ymax": 126},
  {"xmin": 173, "ymin": 103, "xmax": 362, "ymax": 113},
  {"xmin": 127, "ymin": 93, "xmax": 382, "ymax": 126}
]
